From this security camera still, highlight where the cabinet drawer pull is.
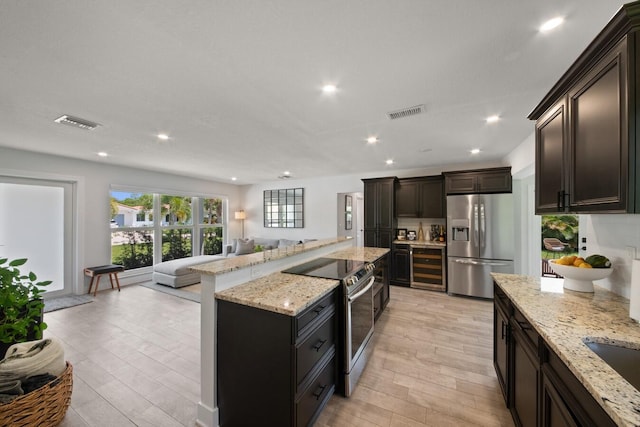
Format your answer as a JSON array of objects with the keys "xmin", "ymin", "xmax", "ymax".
[
  {"xmin": 517, "ymin": 320, "xmax": 531, "ymax": 331},
  {"xmin": 313, "ymin": 339, "xmax": 327, "ymax": 352},
  {"xmin": 312, "ymin": 384, "xmax": 327, "ymax": 400},
  {"xmin": 313, "ymin": 305, "xmax": 326, "ymax": 315}
]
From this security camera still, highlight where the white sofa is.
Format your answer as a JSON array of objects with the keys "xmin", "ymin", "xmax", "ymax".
[
  {"xmin": 152, "ymin": 255, "xmax": 226, "ymax": 288},
  {"xmin": 224, "ymin": 237, "xmax": 304, "ymax": 257}
]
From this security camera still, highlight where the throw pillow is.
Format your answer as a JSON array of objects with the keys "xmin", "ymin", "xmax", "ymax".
[{"xmin": 235, "ymin": 239, "xmax": 255, "ymax": 255}]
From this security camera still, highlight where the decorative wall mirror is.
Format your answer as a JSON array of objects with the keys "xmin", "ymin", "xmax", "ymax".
[{"xmin": 263, "ymin": 188, "xmax": 304, "ymax": 228}]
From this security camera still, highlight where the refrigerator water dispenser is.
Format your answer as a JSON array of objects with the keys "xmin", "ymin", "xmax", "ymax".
[{"xmin": 451, "ymin": 219, "xmax": 469, "ymax": 241}]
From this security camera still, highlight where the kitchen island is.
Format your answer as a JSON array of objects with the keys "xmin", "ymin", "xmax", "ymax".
[
  {"xmin": 190, "ymin": 237, "xmax": 387, "ymax": 427},
  {"xmin": 492, "ymin": 273, "xmax": 640, "ymax": 426}
]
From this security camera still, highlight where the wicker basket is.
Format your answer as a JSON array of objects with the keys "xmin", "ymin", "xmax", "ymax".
[{"xmin": 0, "ymin": 361, "xmax": 73, "ymax": 427}]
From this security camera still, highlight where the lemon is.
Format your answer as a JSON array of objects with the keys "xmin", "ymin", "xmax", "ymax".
[
  {"xmin": 573, "ymin": 257, "xmax": 585, "ymax": 267},
  {"xmin": 578, "ymin": 262, "xmax": 592, "ymax": 268}
]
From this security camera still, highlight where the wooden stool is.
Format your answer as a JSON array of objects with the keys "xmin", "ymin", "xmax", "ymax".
[{"xmin": 85, "ymin": 264, "xmax": 124, "ymax": 296}]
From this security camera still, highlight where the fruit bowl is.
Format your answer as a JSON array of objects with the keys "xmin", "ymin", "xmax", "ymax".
[{"xmin": 548, "ymin": 260, "xmax": 613, "ymax": 292}]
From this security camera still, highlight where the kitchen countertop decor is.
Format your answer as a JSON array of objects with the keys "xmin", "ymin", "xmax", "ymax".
[
  {"xmin": 215, "ymin": 272, "xmax": 338, "ymax": 316},
  {"xmin": 492, "ymin": 273, "xmax": 640, "ymax": 426}
]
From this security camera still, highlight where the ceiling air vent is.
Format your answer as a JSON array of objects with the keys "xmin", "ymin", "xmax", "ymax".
[
  {"xmin": 54, "ymin": 115, "xmax": 100, "ymax": 130},
  {"xmin": 386, "ymin": 104, "xmax": 426, "ymax": 120}
]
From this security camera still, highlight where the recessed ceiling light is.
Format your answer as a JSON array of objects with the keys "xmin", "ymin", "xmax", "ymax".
[
  {"xmin": 157, "ymin": 133, "xmax": 169, "ymax": 140},
  {"xmin": 231, "ymin": 177, "xmax": 237, "ymax": 181},
  {"xmin": 470, "ymin": 148, "xmax": 481, "ymax": 155},
  {"xmin": 283, "ymin": 171, "xmax": 291, "ymax": 176},
  {"xmin": 367, "ymin": 136, "xmax": 379, "ymax": 144},
  {"xmin": 97, "ymin": 151, "xmax": 108, "ymax": 157},
  {"xmin": 322, "ymin": 84, "xmax": 337, "ymax": 94},
  {"xmin": 486, "ymin": 115, "xmax": 500, "ymax": 123},
  {"xmin": 386, "ymin": 159, "xmax": 394, "ymax": 165},
  {"xmin": 540, "ymin": 17, "xmax": 564, "ymax": 32}
]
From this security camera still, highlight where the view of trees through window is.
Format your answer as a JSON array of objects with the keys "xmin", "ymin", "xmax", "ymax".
[
  {"xmin": 541, "ymin": 215, "xmax": 579, "ymax": 259},
  {"xmin": 110, "ymin": 191, "xmax": 225, "ymax": 270}
]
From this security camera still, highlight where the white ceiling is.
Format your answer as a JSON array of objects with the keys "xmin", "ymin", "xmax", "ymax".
[{"xmin": 0, "ymin": 1, "xmax": 625, "ymax": 184}]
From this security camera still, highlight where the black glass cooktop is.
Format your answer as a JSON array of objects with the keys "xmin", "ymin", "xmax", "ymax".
[{"xmin": 282, "ymin": 257, "xmax": 367, "ymax": 280}]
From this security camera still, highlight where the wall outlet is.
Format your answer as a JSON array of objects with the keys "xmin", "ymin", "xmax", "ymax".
[{"xmin": 626, "ymin": 246, "xmax": 636, "ymax": 260}]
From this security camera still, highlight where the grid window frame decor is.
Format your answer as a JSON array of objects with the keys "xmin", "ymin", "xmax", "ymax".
[{"xmin": 263, "ymin": 188, "xmax": 304, "ymax": 228}]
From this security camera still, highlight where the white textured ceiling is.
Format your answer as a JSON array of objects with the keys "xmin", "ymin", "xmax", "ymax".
[{"xmin": 0, "ymin": 1, "xmax": 625, "ymax": 184}]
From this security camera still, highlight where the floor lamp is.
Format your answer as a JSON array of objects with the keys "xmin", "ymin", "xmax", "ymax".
[{"xmin": 235, "ymin": 210, "xmax": 246, "ymax": 239}]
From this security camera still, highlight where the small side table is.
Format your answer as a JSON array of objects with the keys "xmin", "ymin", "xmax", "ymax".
[{"xmin": 84, "ymin": 264, "xmax": 124, "ymax": 296}]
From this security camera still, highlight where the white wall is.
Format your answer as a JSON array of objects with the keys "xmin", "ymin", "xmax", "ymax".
[
  {"xmin": 0, "ymin": 147, "xmax": 241, "ymax": 293},
  {"xmin": 580, "ymin": 215, "xmax": 640, "ymax": 298}
]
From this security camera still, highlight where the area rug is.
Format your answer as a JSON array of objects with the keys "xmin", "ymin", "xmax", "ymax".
[
  {"xmin": 44, "ymin": 294, "xmax": 93, "ymax": 313},
  {"xmin": 139, "ymin": 282, "xmax": 200, "ymax": 303}
]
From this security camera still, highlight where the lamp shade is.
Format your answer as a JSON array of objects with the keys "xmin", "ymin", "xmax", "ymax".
[{"xmin": 234, "ymin": 210, "xmax": 246, "ymax": 220}]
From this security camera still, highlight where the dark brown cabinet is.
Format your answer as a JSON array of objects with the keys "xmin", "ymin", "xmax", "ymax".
[
  {"xmin": 529, "ymin": 5, "xmax": 640, "ymax": 213},
  {"xmin": 373, "ymin": 254, "xmax": 390, "ymax": 321},
  {"xmin": 493, "ymin": 290, "xmax": 510, "ymax": 402},
  {"xmin": 218, "ymin": 290, "xmax": 337, "ymax": 427},
  {"xmin": 510, "ymin": 309, "xmax": 540, "ymax": 427},
  {"xmin": 535, "ymin": 99, "xmax": 567, "ymax": 213},
  {"xmin": 363, "ymin": 177, "xmax": 397, "ymax": 248},
  {"xmin": 390, "ymin": 244, "xmax": 411, "ymax": 286},
  {"xmin": 396, "ymin": 176, "xmax": 444, "ymax": 218},
  {"xmin": 444, "ymin": 167, "xmax": 512, "ymax": 195},
  {"xmin": 494, "ymin": 282, "xmax": 616, "ymax": 427}
]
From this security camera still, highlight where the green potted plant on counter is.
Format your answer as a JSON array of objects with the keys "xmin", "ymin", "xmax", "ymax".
[{"xmin": 0, "ymin": 257, "xmax": 52, "ymax": 358}]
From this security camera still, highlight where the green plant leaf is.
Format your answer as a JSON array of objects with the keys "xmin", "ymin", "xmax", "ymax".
[{"xmin": 9, "ymin": 258, "xmax": 27, "ymax": 267}]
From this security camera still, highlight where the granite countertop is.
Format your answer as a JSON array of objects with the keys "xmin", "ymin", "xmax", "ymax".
[
  {"xmin": 323, "ymin": 246, "xmax": 389, "ymax": 262},
  {"xmin": 492, "ymin": 273, "xmax": 640, "ymax": 427},
  {"xmin": 215, "ymin": 272, "xmax": 339, "ymax": 316},
  {"xmin": 190, "ymin": 237, "xmax": 351, "ymax": 275},
  {"xmin": 214, "ymin": 246, "xmax": 389, "ymax": 316},
  {"xmin": 393, "ymin": 239, "xmax": 446, "ymax": 247}
]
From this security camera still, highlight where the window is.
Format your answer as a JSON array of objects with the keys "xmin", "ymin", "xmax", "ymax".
[
  {"xmin": 110, "ymin": 190, "xmax": 227, "ymax": 270},
  {"xmin": 264, "ymin": 188, "xmax": 304, "ymax": 228},
  {"xmin": 110, "ymin": 191, "xmax": 155, "ymax": 269}
]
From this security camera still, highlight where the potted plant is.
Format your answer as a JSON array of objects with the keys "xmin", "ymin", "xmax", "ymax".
[{"xmin": 0, "ymin": 258, "xmax": 52, "ymax": 358}]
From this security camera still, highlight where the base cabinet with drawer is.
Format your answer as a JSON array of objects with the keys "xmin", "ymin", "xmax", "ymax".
[
  {"xmin": 217, "ymin": 290, "xmax": 337, "ymax": 427},
  {"xmin": 391, "ymin": 243, "xmax": 411, "ymax": 286},
  {"xmin": 373, "ymin": 254, "xmax": 390, "ymax": 321},
  {"xmin": 494, "ymin": 283, "xmax": 616, "ymax": 427}
]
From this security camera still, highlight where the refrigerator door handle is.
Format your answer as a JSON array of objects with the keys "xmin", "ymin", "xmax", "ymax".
[
  {"xmin": 452, "ymin": 259, "xmax": 511, "ymax": 267},
  {"xmin": 480, "ymin": 203, "xmax": 486, "ymax": 249},
  {"xmin": 473, "ymin": 203, "xmax": 479, "ymax": 248}
]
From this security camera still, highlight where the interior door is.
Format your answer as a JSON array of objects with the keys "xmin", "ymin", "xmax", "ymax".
[{"xmin": 0, "ymin": 176, "xmax": 74, "ymax": 297}]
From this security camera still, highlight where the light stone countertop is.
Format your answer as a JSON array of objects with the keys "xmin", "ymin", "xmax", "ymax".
[
  {"xmin": 324, "ymin": 246, "xmax": 390, "ymax": 262},
  {"xmin": 393, "ymin": 239, "xmax": 446, "ymax": 247},
  {"xmin": 214, "ymin": 247, "xmax": 389, "ymax": 316},
  {"xmin": 190, "ymin": 237, "xmax": 352, "ymax": 275},
  {"xmin": 215, "ymin": 272, "xmax": 339, "ymax": 316},
  {"xmin": 492, "ymin": 273, "xmax": 640, "ymax": 427}
]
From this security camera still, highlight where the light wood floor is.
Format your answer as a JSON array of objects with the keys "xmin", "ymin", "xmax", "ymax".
[{"xmin": 46, "ymin": 284, "xmax": 513, "ymax": 427}]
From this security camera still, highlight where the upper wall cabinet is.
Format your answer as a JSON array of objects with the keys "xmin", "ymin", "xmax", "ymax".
[
  {"xmin": 443, "ymin": 167, "xmax": 512, "ymax": 195},
  {"xmin": 363, "ymin": 177, "xmax": 397, "ymax": 248},
  {"xmin": 529, "ymin": 4, "xmax": 640, "ymax": 214},
  {"xmin": 396, "ymin": 176, "xmax": 444, "ymax": 218}
]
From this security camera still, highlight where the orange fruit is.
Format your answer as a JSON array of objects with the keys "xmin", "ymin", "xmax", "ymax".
[
  {"xmin": 578, "ymin": 262, "xmax": 592, "ymax": 268},
  {"xmin": 573, "ymin": 257, "xmax": 585, "ymax": 267}
]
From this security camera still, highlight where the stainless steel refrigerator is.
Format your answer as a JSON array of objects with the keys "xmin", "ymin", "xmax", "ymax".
[{"xmin": 447, "ymin": 194, "xmax": 514, "ymax": 299}]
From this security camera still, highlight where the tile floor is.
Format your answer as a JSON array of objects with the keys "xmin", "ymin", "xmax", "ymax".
[{"xmin": 45, "ymin": 283, "xmax": 513, "ymax": 426}]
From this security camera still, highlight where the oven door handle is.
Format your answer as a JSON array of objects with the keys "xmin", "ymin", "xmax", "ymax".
[{"xmin": 348, "ymin": 276, "xmax": 375, "ymax": 302}]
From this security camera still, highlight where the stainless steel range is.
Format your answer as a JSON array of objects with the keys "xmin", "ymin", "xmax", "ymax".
[{"xmin": 283, "ymin": 257, "xmax": 376, "ymax": 396}]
